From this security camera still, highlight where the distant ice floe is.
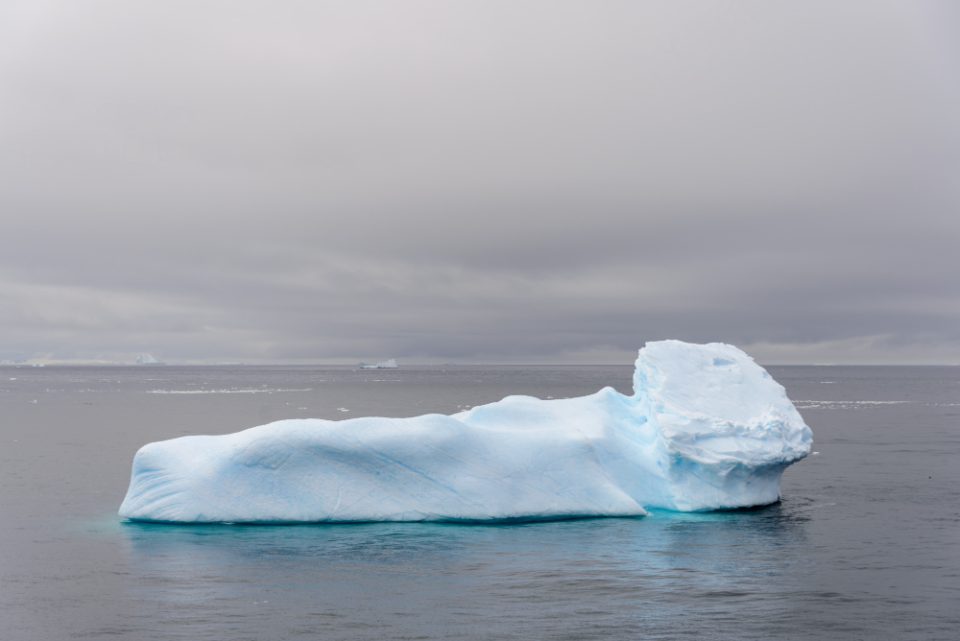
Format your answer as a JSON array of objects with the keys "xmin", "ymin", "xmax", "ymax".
[
  {"xmin": 359, "ymin": 359, "xmax": 399, "ymax": 370},
  {"xmin": 120, "ymin": 341, "xmax": 813, "ymax": 523},
  {"xmin": 792, "ymin": 400, "xmax": 912, "ymax": 410},
  {"xmin": 146, "ymin": 388, "xmax": 312, "ymax": 395}
]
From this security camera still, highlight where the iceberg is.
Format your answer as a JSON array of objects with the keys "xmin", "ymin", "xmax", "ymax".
[{"xmin": 119, "ymin": 341, "xmax": 812, "ymax": 523}]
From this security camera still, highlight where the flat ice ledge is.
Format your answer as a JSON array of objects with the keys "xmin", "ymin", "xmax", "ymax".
[{"xmin": 119, "ymin": 341, "xmax": 812, "ymax": 523}]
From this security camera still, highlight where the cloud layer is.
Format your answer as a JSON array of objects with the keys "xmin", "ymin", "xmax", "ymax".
[{"xmin": 2, "ymin": 1, "xmax": 958, "ymax": 363}]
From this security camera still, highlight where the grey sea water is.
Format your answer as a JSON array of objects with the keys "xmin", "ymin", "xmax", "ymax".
[{"xmin": 1, "ymin": 364, "xmax": 958, "ymax": 640}]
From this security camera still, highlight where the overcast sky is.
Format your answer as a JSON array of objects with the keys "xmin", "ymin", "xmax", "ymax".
[{"xmin": 1, "ymin": 1, "xmax": 958, "ymax": 364}]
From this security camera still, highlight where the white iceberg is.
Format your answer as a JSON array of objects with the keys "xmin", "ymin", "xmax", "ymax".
[{"xmin": 119, "ymin": 341, "xmax": 812, "ymax": 523}]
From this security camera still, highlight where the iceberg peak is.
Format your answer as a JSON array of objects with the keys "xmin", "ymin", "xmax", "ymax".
[{"xmin": 119, "ymin": 341, "xmax": 812, "ymax": 523}]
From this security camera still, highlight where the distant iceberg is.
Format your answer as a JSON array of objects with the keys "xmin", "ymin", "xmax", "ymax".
[
  {"xmin": 119, "ymin": 341, "xmax": 812, "ymax": 523},
  {"xmin": 134, "ymin": 353, "xmax": 165, "ymax": 366},
  {"xmin": 359, "ymin": 359, "xmax": 398, "ymax": 370}
]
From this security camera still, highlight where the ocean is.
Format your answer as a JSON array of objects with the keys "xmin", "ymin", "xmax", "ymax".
[{"xmin": 1, "ymin": 364, "xmax": 958, "ymax": 640}]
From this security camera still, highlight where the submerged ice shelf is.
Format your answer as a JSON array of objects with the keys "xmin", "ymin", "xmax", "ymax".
[{"xmin": 119, "ymin": 341, "xmax": 812, "ymax": 523}]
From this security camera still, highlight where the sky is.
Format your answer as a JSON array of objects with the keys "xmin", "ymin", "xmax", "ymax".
[{"xmin": 1, "ymin": 1, "xmax": 958, "ymax": 364}]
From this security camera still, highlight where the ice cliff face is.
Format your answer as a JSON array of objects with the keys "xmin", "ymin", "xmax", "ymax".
[{"xmin": 119, "ymin": 341, "xmax": 812, "ymax": 523}]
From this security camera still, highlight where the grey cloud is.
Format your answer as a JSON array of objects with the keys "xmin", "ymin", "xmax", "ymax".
[{"xmin": 0, "ymin": 1, "xmax": 958, "ymax": 363}]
